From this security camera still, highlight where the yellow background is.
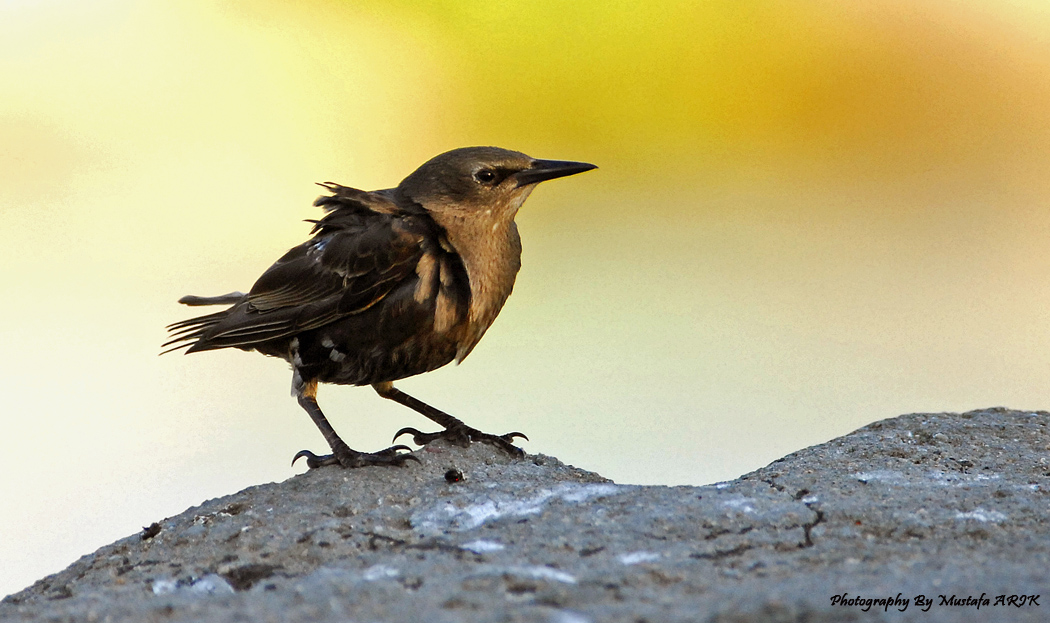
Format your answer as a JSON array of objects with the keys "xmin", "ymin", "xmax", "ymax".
[{"xmin": 2, "ymin": 0, "xmax": 1049, "ymax": 596}]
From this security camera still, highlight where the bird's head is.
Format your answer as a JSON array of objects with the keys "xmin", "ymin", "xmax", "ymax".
[{"xmin": 397, "ymin": 146, "xmax": 596, "ymax": 220}]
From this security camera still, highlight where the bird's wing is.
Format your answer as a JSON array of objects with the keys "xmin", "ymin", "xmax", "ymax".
[{"xmin": 165, "ymin": 186, "xmax": 430, "ymax": 353}]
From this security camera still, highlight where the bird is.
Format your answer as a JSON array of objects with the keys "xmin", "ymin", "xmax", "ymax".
[{"xmin": 164, "ymin": 146, "xmax": 596, "ymax": 469}]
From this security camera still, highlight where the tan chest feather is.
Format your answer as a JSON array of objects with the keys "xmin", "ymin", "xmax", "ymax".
[{"xmin": 412, "ymin": 251, "xmax": 460, "ymax": 335}]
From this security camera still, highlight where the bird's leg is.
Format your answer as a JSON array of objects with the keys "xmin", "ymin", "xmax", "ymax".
[
  {"xmin": 374, "ymin": 381, "xmax": 527, "ymax": 458},
  {"xmin": 291, "ymin": 379, "xmax": 418, "ymax": 469}
]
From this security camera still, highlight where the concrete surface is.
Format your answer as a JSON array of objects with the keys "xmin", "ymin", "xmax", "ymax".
[{"xmin": 3, "ymin": 407, "xmax": 1048, "ymax": 622}]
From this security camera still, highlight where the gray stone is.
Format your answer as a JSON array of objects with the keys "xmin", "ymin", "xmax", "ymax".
[{"xmin": 3, "ymin": 407, "xmax": 1048, "ymax": 622}]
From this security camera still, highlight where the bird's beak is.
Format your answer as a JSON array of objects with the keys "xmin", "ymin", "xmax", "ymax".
[{"xmin": 514, "ymin": 159, "xmax": 597, "ymax": 188}]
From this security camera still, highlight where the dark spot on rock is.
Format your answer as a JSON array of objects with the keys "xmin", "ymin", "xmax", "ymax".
[
  {"xmin": 441, "ymin": 596, "xmax": 469, "ymax": 609},
  {"xmin": 221, "ymin": 563, "xmax": 280, "ymax": 591},
  {"xmin": 690, "ymin": 544, "xmax": 754, "ymax": 560},
  {"xmin": 401, "ymin": 576, "xmax": 424, "ymax": 590},
  {"xmin": 647, "ymin": 569, "xmax": 682, "ymax": 585},
  {"xmin": 445, "ymin": 468, "xmax": 464, "ymax": 483},
  {"xmin": 141, "ymin": 523, "xmax": 161, "ymax": 540},
  {"xmin": 221, "ymin": 502, "xmax": 249, "ymax": 516},
  {"xmin": 505, "ymin": 580, "xmax": 538, "ymax": 594},
  {"xmin": 333, "ymin": 505, "xmax": 355, "ymax": 518},
  {"xmin": 45, "ymin": 585, "xmax": 73, "ymax": 600},
  {"xmin": 914, "ymin": 430, "xmax": 936, "ymax": 444},
  {"xmin": 801, "ymin": 508, "xmax": 825, "ymax": 547}
]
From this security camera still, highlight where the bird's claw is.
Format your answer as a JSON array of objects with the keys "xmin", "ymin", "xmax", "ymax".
[
  {"xmin": 292, "ymin": 449, "xmax": 338, "ymax": 469},
  {"xmin": 292, "ymin": 445, "xmax": 419, "ymax": 469},
  {"xmin": 393, "ymin": 427, "xmax": 445, "ymax": 446},
  {"xmin": 393, "ymin": 426, "xmax": 526, "ymax": 458},
  {"xmin": 376, "ymin": 444, "xmax": 415, "ymax": 456}
]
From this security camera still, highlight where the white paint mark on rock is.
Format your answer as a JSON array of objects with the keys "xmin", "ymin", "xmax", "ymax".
[
  {"xmin": 618, "ymin": 551, "xmax": 660, "ymax": 565},
  {"xmin": 362, "ymin": 564, "xmax": 400, "ymax": 581},
  {"xmin": 955, "ymin": 509, "xmax": 1007, "ymax": 523},
  {"xmin": 412, "ymin": 483, "xmax": 622, "ymax": 533},
  {"xmin": 152, "ymin": 575, "xmax": 235, "ymax": 596},
  {"xmin": 561, "ymin": 483, "xmax": 618, "ymax": 502},
  {"xmin": 189, "ymin": 574, "xmax": 235, "ymax": 595},
  {"xmin": 152, "ymin": 578, "xmax": 178, "ymax": 595},
  {"xmin": 552, "ymin": 610, "xmax": 592, "ymax": 623},
  {"xmin": 461, "ymin": 539, "xmax": 505, "ymax": 554},
  {"xmin": 720, "ymin": 495, "xmax": 756, "ymax": 513},
  {"xmin": 926, "ymin": 470, "xmax": 1001, "ymax": 486},
  {"xmin": 854, "ymin": 470, "xmax": 908, "ymax": 485},
  {"xmin": 509, "ymin": 566, "xmax": 577, "ymax": 584}
]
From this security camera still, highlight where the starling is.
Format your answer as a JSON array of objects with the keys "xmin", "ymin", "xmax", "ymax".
[{"xmin": 164, "ymin": 147, "xmax": 596, "ymax": 468}]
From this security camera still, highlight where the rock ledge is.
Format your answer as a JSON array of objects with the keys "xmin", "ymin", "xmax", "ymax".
[{"xmin": 3, "ymin": 408, "xmax": 1048, "ymax": 622}]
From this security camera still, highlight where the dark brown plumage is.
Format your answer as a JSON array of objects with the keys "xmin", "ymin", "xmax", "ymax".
[{"xmin": 164, "ymin": 147, "xmax": 596, "ymax": 468}]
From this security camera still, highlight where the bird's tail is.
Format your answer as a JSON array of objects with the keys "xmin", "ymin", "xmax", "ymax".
[
  {"xmin": 160, "ymin": 292, "xmax": 245, "ymax": 355},
  {"xmin": 177, "ymin": 291, "xmax": 245, "ymax": 306}
]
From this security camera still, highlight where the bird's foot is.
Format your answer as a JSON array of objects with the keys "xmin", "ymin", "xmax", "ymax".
[
  {"xmin": 393, "ymin": 425, "xmax": 527, "ymax": 458},
  {"xmin": 291, "ymin": 443, "xmax": 419, "ymax": 469}
]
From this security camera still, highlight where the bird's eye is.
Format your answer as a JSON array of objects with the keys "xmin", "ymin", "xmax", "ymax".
[{"xmin": 474, "ymin": 169, "xmax": 497, "ymax": 184}]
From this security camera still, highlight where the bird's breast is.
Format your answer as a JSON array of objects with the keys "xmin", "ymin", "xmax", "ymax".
[{"xmin": 450, "ymin": 221, "xmax": 523, "ymax": 362}]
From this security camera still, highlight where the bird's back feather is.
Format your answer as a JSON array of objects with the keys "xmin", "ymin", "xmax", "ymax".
[{"xmin": 163, "ymin": 185, "xmax": 442, "ymax": 355}]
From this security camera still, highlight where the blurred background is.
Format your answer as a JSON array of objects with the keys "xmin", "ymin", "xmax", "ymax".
[{"xmin": 2, "ymin": 0, "xmax": 1049, "ymax": 597}]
